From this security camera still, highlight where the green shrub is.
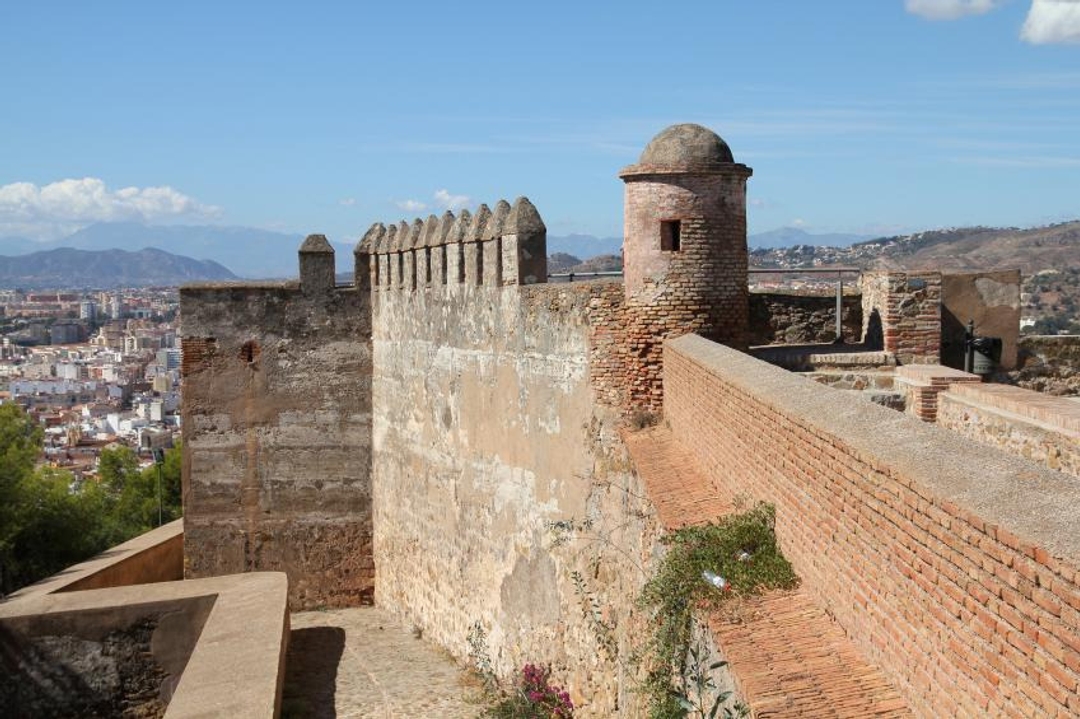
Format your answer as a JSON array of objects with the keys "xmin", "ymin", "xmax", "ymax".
[{"xmin": 638, "ymin": 503, "xmax": 798, "ymax": 718}]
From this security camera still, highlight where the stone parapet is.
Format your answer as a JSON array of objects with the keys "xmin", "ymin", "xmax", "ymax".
[
  {"xmin": 360, "ymin": 196, "xmax": 547, "ymax": 294},
  {"xmin": 748, "ymin": 291, "xmax": 863, "ymax": 346},
  {"xmin": 938, "ymin": 383, "xmax": 1080, "ymax": 477},
  {"xmin": 894, "ymin": 364, "xmax": 982, "ymax": 422},
  {"xmin": 0, "ymin": 572, "xmax": 289, "ymax": 719},
  {"xmin": 6, "ymin": 519, "xmax": 183, "ymax": 600}
]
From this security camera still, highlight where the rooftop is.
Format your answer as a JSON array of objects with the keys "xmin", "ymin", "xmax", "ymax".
[{"xmin": 639, "ymin": 123, "xmax": 735, "ymax": 167}]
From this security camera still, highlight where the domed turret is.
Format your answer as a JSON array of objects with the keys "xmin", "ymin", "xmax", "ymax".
[
  {"xmin": 638, "ymin": 123, "xmax": 735, "ymax": 167},
  {"xmin": 617, "ymin": 124, "xmax": 753, "ymax": 408}
]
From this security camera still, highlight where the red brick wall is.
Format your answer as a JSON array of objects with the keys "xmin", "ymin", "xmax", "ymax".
[
  {"xmin": 618, "ymin": 171, "xmax": 751, "ymax": 412},
  {"xmin": 664, "ymin": 334, "xmax": 1080, "ymax": 717},
  {"xmin": 861, "ymin": 271, "xmax": 941, "ymax": 364}
]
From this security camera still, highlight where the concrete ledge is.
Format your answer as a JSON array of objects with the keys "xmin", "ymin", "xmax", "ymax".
[
  {"xmin": 751, "ymin": 344, "xmax": 896, "ymax": 372},
  {"xmin": 0, "ymin": 572, "xmax": 289, "ymax": 719},
  {"xmin": 807, "ymin": 350, "xmax": 893, "ymax": 367},
  {"xmin": 894, "ymin": 364, "xmax": 981, "ymax": 422},
  {"xmin": 938, "ymin": 387, "xmax": 1080, "ymax": 478},
  {"xmin": 947, "ymin": 382, "xmax": 1080, "ymax": 435},
  {"xmin": 6, "ymin": 519, "xmax": 184, "ymax": 601},
  {"xmin": 894, "ymin": 364, "xmax": 980, "ymax": 385}
]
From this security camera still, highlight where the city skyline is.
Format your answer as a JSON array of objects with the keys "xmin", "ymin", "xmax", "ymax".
[{"xmin": 2, "ymin": 1, "xmax": 1079, "ymax": 247}]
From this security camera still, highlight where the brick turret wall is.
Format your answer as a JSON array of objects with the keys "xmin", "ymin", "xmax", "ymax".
[{"xmin": 619, "ymin": 166, "xmax": 752, "ymax": 412}]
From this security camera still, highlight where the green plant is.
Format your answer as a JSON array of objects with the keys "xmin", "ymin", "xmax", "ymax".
[
  {"xmin": 0, "ymin": 405, "xmax": 185, "ymax": 596},
  {"xmin": 467, "ymin": 620, "xmax": 498, "ymax": 693},
  {"xmin": 674, "ymin": 642, "xmax": 747, "ymax": 719},
  {"xmin": 483, "ymin": 663, "xmax": 574, "ymax": 718},
  {"xmin": 638, "ymin": 503, "xmax": 798, "ymax": 718},
  {"xmin": 569, "ymin": 569, "xmax": 617, "ymax": 662}
]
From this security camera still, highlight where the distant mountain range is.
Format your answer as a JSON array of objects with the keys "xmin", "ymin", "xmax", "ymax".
[
  {"xmin": 750, "ymin": 221, "xmax": 1080, "ymax": 274},
  {"xmin": 546, "ymin": 234, "xmax": 623, "ymax": 259},
  {"xmin": 0, "ymin": 225, "xmax": 624, "ymax": 279},
  {"xmin": 0, "ymin": 247, "xmax": 237, "ymax": 289},
  {"xmin": 748, "ymin": 227, "xmax": 871, "ymax": 249},
  {"xmin": 0, "ymin": 223, "xmax": 319, "ymax": 280},
  {"xmin": 4, "ymin": 220, "xmax": 1074, "ymax": 285},
  {"xmin": 548, "ymin": 253, "xmax": 622, "ymax": 274}
]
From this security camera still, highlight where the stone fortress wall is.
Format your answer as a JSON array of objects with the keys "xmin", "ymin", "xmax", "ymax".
[
  {"xmin": 182, "ymin": 197, "xmax": 665, "ymax": 712},
  {"xmin": 369, "ymin": 246, "xmax": 654, "ymax": 712},
  {"xmin": 1012, "ymin": 333, "xmax": 1080, "ymax": 395},
  {"xmin": 747, "ymin": 291, "xmax": 863, "ymax": 346},
  {"xmin": 180, "ymin": 125, "xmax": 758, "ymax": 711},
  {"xmin": 180, "ymin": 239, "xmax": 374, "ymax": 610},
  {"xmin": 362, "ymin": 197, "xmax": 660, "ymax": 713},
  {"xmin": 180, "ymin": 123, "xmax": 1080, "ymax": 715}
]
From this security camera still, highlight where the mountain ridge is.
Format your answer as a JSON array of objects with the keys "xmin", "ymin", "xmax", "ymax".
[
  {"xmin": 750, "ymin": 221, "xmax": 1080, "ymax": 275},
  {"xmin": 4, "ymin": 220, "xmax": 1077, "ymax": 281},
  {"xmin": 749, "ymin": 227, "xmax": 871, "ymax": 249},
  {"xmin": 0, "ymin": 247, "xmax": 238, "ymax": 289}
]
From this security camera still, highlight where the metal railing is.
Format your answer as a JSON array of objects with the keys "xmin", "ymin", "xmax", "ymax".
[
  {"xmin": 547, "ymin": 271, "xmax": 623, "ymax": 283},
  {"xmin": 749, "ymin": 267, "xmax": 862, "ymax": 343}
]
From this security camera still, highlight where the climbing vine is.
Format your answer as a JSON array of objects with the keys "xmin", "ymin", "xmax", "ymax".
[{"xmin": 638, "ymin": 502, "xmax": 799, "ymax": 718}]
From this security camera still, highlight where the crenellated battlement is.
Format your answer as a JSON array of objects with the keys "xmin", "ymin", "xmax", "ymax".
[{"xmin": 359, "ymin": 196, "xmax": 547, "ymax": 294}]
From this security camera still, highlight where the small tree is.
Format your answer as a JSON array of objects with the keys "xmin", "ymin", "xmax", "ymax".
[{"xmin": 0, "ymin": 407, "xmax": 184, "ymax": 596}]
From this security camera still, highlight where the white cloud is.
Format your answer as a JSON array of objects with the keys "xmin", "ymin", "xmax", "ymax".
[
  {"xmin": 791, "ymin": 218, "xmax": 809, "ymax": 228},
  {"xmin": 749, "ymin": 198, "xmax": 768, "ymax": 209},
  {"xmin": 394, "ymin": 189, "xmax": 472, "ymax": 215},
  {"xmin": 0, "ymin": 177, "xmax": 220, "ymax": 241},
  {"xmin": 339, "ymin": 197, "xmax": 356, "ymax": 206},
  {"xmin": 1021, "ymin": 0, "xmax": 1080, "ymax": 43},
  {"xmin": 905, "ymin": 0, "xmax": 1001, "ymax": 20},
  {"xmin": 433, "ymin": 189, "xmax": 471, "ymax": 211},
  {"xmin": 395, "ymin": 199, "xmax": 427, "ymax": 212}
]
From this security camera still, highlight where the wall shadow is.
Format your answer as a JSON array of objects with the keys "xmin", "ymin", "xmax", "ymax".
[
  {"xmin": 940, "ymin": 306, "xmax": 968, "ymax": 370},
  {"xmin": 864, "ymin": 309, "xmax": 883, "ymax": 351},
  {"xmin": 281, "ymin": 626, "xmax": 345, "ymax": 718}
]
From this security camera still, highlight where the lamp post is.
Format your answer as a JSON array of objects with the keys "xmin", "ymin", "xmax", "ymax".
[{"xmin": 152, "ymin": 447, "xmax": 165, "ymax": 526}]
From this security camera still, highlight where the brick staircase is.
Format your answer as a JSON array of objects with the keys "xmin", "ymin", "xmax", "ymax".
[{"xmin": 624, "ymin": 425, "xmax": 910, "ymax": 718}]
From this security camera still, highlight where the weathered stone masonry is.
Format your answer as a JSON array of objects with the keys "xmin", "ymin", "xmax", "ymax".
[
  {"xmin": 747, "ymin": 291, "xmax": 862, "ymax": 346},
  {"xmin": 180, "ymin": 238, "xmax": 373, "ymax": 610},
  {"xmin": 860, "ymin": 270, "xmax": 942, "ymax": 364},
  {"xmin": 181, "ymin": 124, "xmax": 756, "ymax": 713},
  {"xmin": 362, "ymin": 196, "xmax": 658, "ymax": 714}
]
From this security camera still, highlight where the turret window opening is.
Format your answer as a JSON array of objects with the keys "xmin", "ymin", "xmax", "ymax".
[{"xmin": 660, "ymin": 220, "xmax": 681, "ymax": 252}]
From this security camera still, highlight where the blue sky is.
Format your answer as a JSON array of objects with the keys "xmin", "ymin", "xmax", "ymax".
[{"xmin": 1, "ymin": 0, "xmax": 1079, "ymax": 246}]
